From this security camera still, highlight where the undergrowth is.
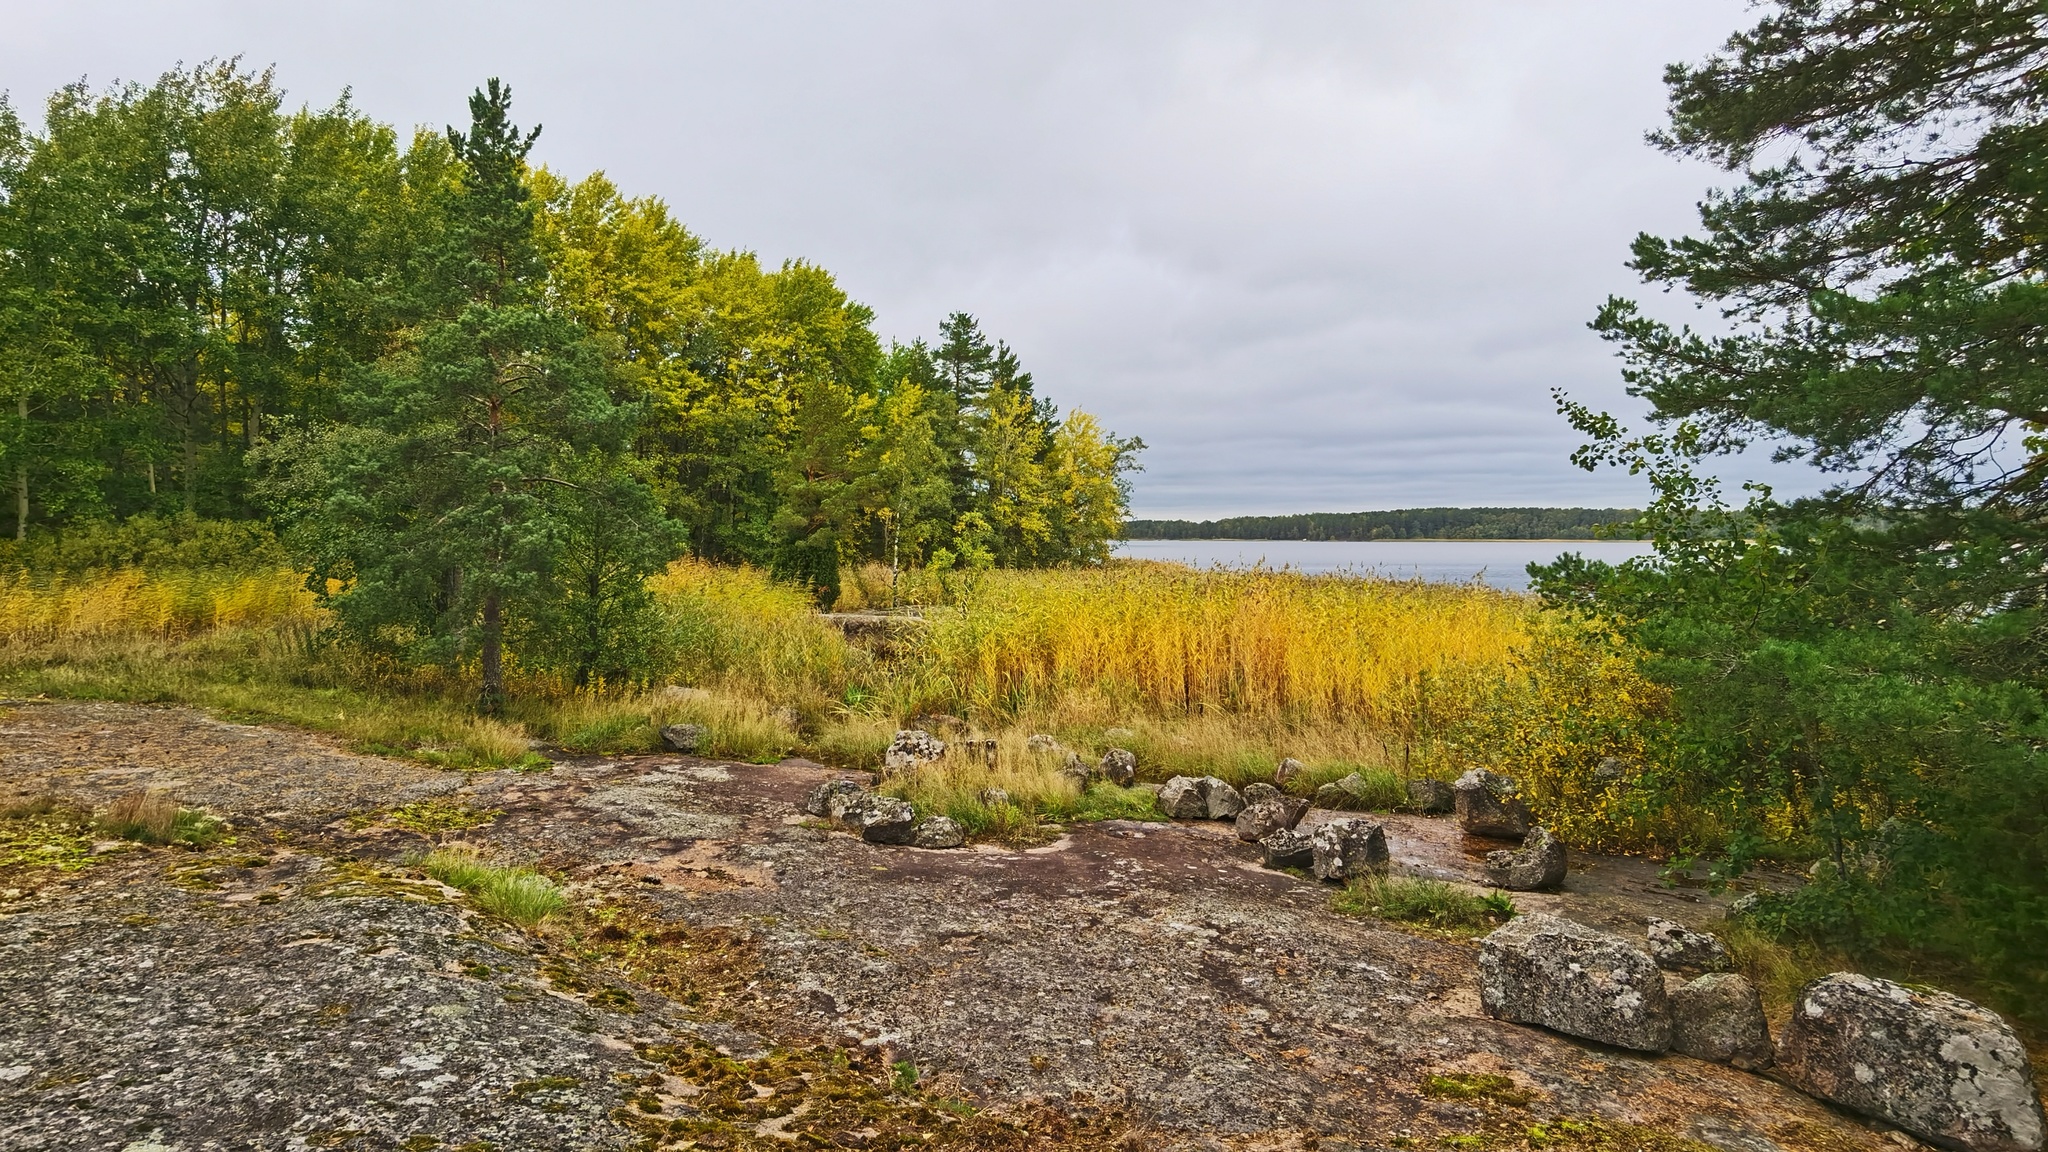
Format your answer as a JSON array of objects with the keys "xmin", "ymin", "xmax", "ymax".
[
  {"xmin": 1332, "ymin": 874, "xmax": 1517, "ymax": 933},
  {"xmin": 414, "ymin": 846, "xmax": 566, "ymax": 926}
]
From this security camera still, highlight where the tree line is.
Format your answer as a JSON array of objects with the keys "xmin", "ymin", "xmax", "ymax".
[
  {"xmin": 0, "ymin": 65, "xmax": 1141, "ymax": 701},
  {"xmin": 1123, "ymin": 507, "xmax": 1638, "ymax": 541}
]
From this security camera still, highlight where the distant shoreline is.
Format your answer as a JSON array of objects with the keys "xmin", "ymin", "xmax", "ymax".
[{"xmin": 1122, "ymin": 507, "xmax": 1642, "ymax": 542}]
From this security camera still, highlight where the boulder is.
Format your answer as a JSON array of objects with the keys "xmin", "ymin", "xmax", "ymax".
[
  {"xmin": 1242, "ymin": 782, "xmax": 1283, "ymax": 806},
  {"xmin": 1059, "ymin": 752, "xmax": 1094, "ymax": 789},
  {"xmin": 1776, "ymin": 973, "xmax": 2044, "ymax": 1152},
  {"xmin": 1406, "ymin": 778, "xmax": 1455, "ymax": 814},
  {"xmin": 976, "ymin": 787, "xmax": 1011, "ymax": 809},
  {"xmin": 911, "ymin": 815, "xmax": 966, "ymax": 849},
  {"xmin": 803, "ymin": 779, "xmax": 869, "ymax": 819},
  {"xmin": 1671, "ymin": 973, "xmax": 1772, "ymax": 1071},
  {"xmin": 1026, "ymin": 734, "xmax": 1064, "ymax": 754},
  {"xmin": 1455, "ymin": 768, "xmax": 1532, "ymax": 838},
  {"xmin": 1478, "ymin": 913, "xmax": 1672, "ymax": 1053},
  {"xmin": 1203, "ymin": 778, "xmax": 1246, "ymax": 820},
  {"xmin": 659, "ymin": 723, "xmax": 708, "ymax": 754},
  {"xmin": 883, "ymin": 729, "xmax": 946, "ymax": 774},
  {"xmin": 846, "ymin": 794, "xmax": 918, "ymax": 845},
  {"xmin": 1233, "ymin": 800, "xmax": 1295, "ymax": 843},
  {"xmin": 1100, "ymin": 748, "xmax": 1138, "ymax": 787},
  {"xmin": 1157, "ymin": 776, "xmax": 1209, "ymax": 820},
  {"xmin": 1309, "ymin": 818, "xmax": 1390, "ymax": 882},
  {"xmin": 1484, "ymin": 826, "xmax": 1566, "ymax": 891},
  {"xmin": 1274, "ymin": 757, "xmax": 1305, "ymax": 788},
  {"xmin": 1312, "ymin": 772, "xmax": 1375, "ymax": 811},
  {"xmin": 1259, "ymin": 828, "xmax": 1315, "ymax": 870},
  {"xmin": 1646, "ymin": 918, "xmax": 1732, "ymax": 973}
]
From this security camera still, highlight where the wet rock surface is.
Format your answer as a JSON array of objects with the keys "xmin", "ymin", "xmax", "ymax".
[{"xmin": 0, "ymin": 700, "xmax": 1903, "ymax": 1151}]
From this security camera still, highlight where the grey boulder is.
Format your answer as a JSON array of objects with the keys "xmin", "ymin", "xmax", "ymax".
[
  {"xmin": 1776, "ymin": 973, "xmax": 2044, "ymax": 1152},
  {"xmin": 977, "ymin": 787, "xmax": 1011, "ymax": 809},
  {"xmin": 1309, "ymin": 818, "xmax": 1389, "ymax": 882},
  {"xmin": 1455, "ymin": 768, "xmax": 1532, "ymax": 838},
  {"xmin": 1274, "ymin": 757, "xmax": 1305, "ymax": 788},
  {"xmin": 1203, "ymin": 778, "xmax": 1245, "ymax": 820},
  {"xmin": 1026, "ymin": 733, "xmax": 1064, "ymax": 754},
  {"xmin": 1233, "ymin": 798, "xmax": 1307, "ymax": 843},
  {"xmin": 1157, "ymin": 776, "xmax": 1209, "ymax": 820},
  {"xmin": 803, "ymin": 779, "xmax": 869, "ymax": 819},
  {"xmin": 1484, "ymin": 826, "xmax": 1566, "ymax": 891},
  {"xmin": 1060, "ymin": 752, "xmax": 1094, "ymax": 788},
  {"xmin": 1259, "ymin": 828, "xmax": 1315, "ymax": 870},
  {"xmin": 1312, "ymin": 772, "xmax": 1378, "ymax": 811},
  {"xmin": 1099, "ymin": 747, "xmax": 1138, "ymax": 787},
  {"xmin": 1671, "ymin": 972, "xmax": 1772, "ymax": 1071},
  {"xmin": 1406, "ymin": 778, "xmax": 1455, "ymax": 814},
  {"xmin": 846, "ymin": 794, "xmax": 918, "ymax": 845},
  {"xmin": 1646, "ymin": 917, "xmax": 1732, "ymax": 973},
  {"xmin": 910, "ymin": 815, "xmax": 966, "ymax": 849},
  {"xmin": 659, "ymin": 722, "xmax": 707, "ymax": 754},
  {"xmin": 882, "ymin": 729, "xmax": 946, "ymax": 774},
  {"xmin": 1242, "ymin": 782, "xmax": 1283, "ymax": 806},
  {"xmin": 1478, "ymin": 913, "xmax": 1672, "ymax": 1053}
]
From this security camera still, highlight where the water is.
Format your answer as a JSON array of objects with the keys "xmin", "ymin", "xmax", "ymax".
[{"xmin": 1109, "ymin": 538, "xmax": 1655, "ymax": 591}]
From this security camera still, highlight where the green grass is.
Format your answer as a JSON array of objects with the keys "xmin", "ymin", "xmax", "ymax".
[
  {"xmin": 1332, "ymin": 874, "xmax": 1516, "ymax": 932},
  {"xmin": 415, "ymin": 846, "xmax": 566, "ymax": 926},
  {"xmin": 1297, "ymin": 761, "xmax": 1408, "ymax": 808},
  {"xmin": 99, "ymin": 790, "xmax": 227, "ymax": 848}
]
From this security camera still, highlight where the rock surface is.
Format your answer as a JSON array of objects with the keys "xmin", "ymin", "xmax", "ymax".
[
  {"xmin": 1672, "ymin": 973, "xmax": 1772, "ymax": 1071},
  {"xmin": 1406, "ymin": 778, "xmax": 1455, "ymax": 814},
  {"xmin": 1100, "ymin": 748, "xmax": 1138, "ymax": 787},
  {"xmin": 1156, "ymin": 776, "xmax": 1208, "ymax": 819},
  {"xmin": 660, "ymin": 722, "xmax": 708, "ymax": 754},
  {"xmin": 1479, "ymin": 913, "xmax": 1672, "ymax": 1053},
  {"xmin": 1647, "ymin": 917, "xmax": 1731, "ymax": 973},
  {"xmin": 1026, "ymin": 734, "xmax": 1064, "ymax": 754},
  {"xmin": 1776, "ymin": 973, "xmax": 2045, "ymax": 1152},
  {"xmin": 1203, "ymin": 778, "xmax": 1246, "ymax": 820},
  {"xmin": 803, "ymin": 778, "xmax": 868, "ymax": 819},
  {"xmin": 1242, "ymin": 782, "xmax": 1283, "ymax": 806},
  {"xmin": 1455, "ymin": 768, "xmax": 1532, "ymax": 838},
  {"xmin": 1274, "ymin": 757, "xmax": 1304, "ymax": 788},
  {"xmin": 1309, "ymin": 818, "xmax": 1389, "ymax": 882},
  {"xmin": 1484, "ymin": 826, "xmax": 1566, "ymax": 891},
  {"xmin": 1233, "ymin": 800, "xmax": 1295, "ymax": 843},
  {"xmin": 1312, "ymin": 772, "xmax": 1379, "ymax": 811},
  {"xmin": 882, "ymin": 729, "xmax": 946, "ymax": 774},
  {"xmin": 846, "ymin": 794, "xmax": 917, "ymax": 845}
]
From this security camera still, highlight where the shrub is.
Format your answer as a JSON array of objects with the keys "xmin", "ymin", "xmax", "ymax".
[
  {"xmin": 416, "ymin": 846, "xmax": 566, "ymax": 926},
  {"xmin": 1331, "ymin": 874, "xmax": 1515, "ymax": 931}
]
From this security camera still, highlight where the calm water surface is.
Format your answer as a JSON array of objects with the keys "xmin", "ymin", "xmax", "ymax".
[{"xmin": 1110, "ymin": 538, "xmax": 1655, "ymax": 591}]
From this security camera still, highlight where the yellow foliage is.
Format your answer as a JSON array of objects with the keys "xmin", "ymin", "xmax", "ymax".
[{"xmin": 0, "ymin": 567, "xmax": 324, "ymax": 645}]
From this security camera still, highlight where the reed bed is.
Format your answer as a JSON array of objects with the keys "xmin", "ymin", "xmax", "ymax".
[{"xmin": 0, "ymin": 566, "xmax": 324, "ymax": 645}]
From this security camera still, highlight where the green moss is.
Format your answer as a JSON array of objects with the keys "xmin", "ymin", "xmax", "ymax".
[
  {"xmin": 0, "ymin": 805, "xmax": 99, "ymax": 872},
  {"xmin": 379, "ymin": 798, "xmax": 504, "ymax": 835},
  {"xmin": 1422, "ymin": 1072, "xmax": 1537, "ymax": 1106}
]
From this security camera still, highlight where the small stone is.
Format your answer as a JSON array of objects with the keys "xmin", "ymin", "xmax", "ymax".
[
  {"xmin": 1647, "ymin": 917, "xmax": 1732, "ymax": 972},
  {"xmin": 882, "ymin": 729, "xmax": 946, "ymax": 774},
  {"xmin": 1479, "ymin": 913, "xmax": 1672, "ymax": 1053},
  {"xmin": 659, "ymin": 723, "xmax": 708, "ymax": 754},
  {"xmin": 1157, "ymin": 776, "xmax": 1208, "ymax": 820},
  {"xmin": 1026, "ymin": 734, "xmax": 1064, "ymax": 754},
  {"xmin": 1309, "ymin": 818, "xmax": 1389, "ymax": 882},
  {"xmin": 1274, "ymin": 757, "xmax": 1305, "ymax": 787},
  {"xmin": 802, "ymin": 779, "xmax": 868, "ymax": 819},
  {"xmin": 1454, "ymin": 768, "xmax": 1532, "ymax": 838},
  {"xmin": 977, "ymin": 787, "xmax": 1011, "ymax": 808},
  {"xmin": 911, "ymin": 816, "xmax": 966, "ymax": 849},
  {"xmin": 1233, "ymin": 800, "xmax": 1294, "ymax": 843},
  {"xmin": 846, "ymin": 794, "xmax": 917, "ymax": 845},
  {"xmin": 1311, "ymin": 772, "xmax": 1375, "ymax": 811},
  {"xmin": 1242, "ymin": 782, "xmax": 1282, "ymax": 805},
  {"xmin": 1729, "ymin": 891, "xmax": 1765, "ymax": 918},
  {"xmin": 1259, "ymin": 828, "xmax": 1315, "ymax": 870},
  {"xmin": 1777, "ymin": 974, "xmax": 2045, "ymax": 1152},
  {"xmin": 1671, "ymin": 973, "xmax": 1772, "ymax": 1070},
  {"xmin": 1484, "ymin": 826, "xmax": 1566, "ymax": 891},
  {"xmin": 1099, "ymin": 748, "xmax": 1137, "ymax": 787},
  {"xmin": 1059, "ymin": 752, "xmax": 1094, "ymax": 789},
  {"xmin": 1406, "ymin": 778, "xmax": 1455, "ymax": 814}
]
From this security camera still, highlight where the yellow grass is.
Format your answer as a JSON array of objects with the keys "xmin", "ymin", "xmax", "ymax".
[{"xmin": 0, "ymin": 566, "xmax": 324, "ymax": 644}]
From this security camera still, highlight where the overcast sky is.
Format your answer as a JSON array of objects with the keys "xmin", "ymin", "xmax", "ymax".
[{"xmin": 4, "ymin": 1, "xmax": 1801, "ymax": 518}]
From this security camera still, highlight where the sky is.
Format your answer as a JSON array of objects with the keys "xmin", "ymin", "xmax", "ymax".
[{"xmin": 2, "ymin": 1, "xmax": 1803, "ymax": 519}]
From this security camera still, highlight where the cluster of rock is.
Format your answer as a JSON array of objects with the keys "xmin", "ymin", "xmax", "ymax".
[
  {"xmin": 1147, "ymin": 771, "xmax": 1393, "ymax": 885},
  {"xmin": 882, "ymin": 729, "xmax": 947, "ymax": 774},
  {"xmin": 1479, "ymin": 912, "xmax": 2044, "ymax": 1152},
  {"xmin": 800, "ymin": 778, "xmax": 964, "ymax": 849},
  {"xmin": 1453, "ymin": 768, "xmax": 1565, "ymax": 892}
]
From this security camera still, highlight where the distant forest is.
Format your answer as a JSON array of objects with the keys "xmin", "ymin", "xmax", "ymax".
[{"xmin": 1122, "ymin": 508, "xmax": 1640, "ymax": 541}]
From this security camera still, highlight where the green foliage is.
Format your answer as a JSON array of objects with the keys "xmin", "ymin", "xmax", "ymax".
[
  {"xmin": 98, "ymin": 790, "xmax": 226, "ymax": 848},
  {"xmin": 416, "ymin": 845, "xmax": 565, "ymax": 926},
  {"xmin": 1420, "ymin": 1073, "xmax": 1536, "ymax": 1107},
  {"xmin": 1124, "ymin": 507, "xmax": 1639, "ymax": 542},
  {"xmin": 0, "ymin": 515, "xmax": 285, "ymax": 574},
  {"xmin": 1543, "ymin": 0, "xmax": 2048, "ymax": 1020},
  {"xmin": 1331, "ymin": 874, "xmax": 1516, "ymax": 932}
]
